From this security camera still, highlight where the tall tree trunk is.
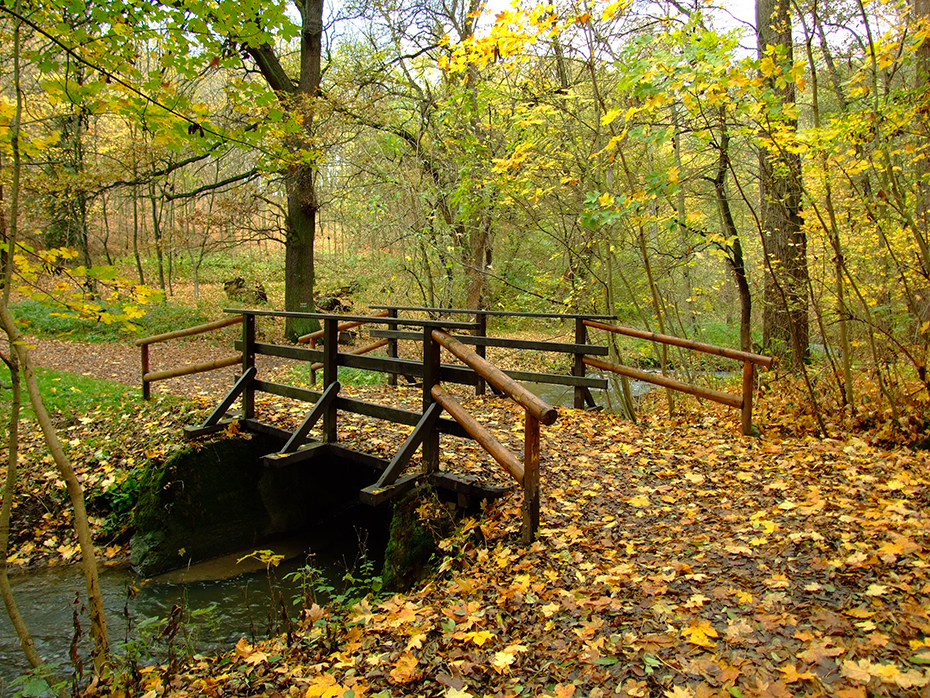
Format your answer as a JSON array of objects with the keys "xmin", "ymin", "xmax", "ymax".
[
  {"xmin": 757, "ymin": 0, "xmax": 809, "ymax": 369},
  {"xmin": 245, "ymin": 0, "xmax": 325, "ymax": 339}
]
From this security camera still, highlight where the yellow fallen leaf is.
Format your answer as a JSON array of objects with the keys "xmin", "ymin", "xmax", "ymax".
[{"xmin": 627, "ymin": 494, "xmax": 650, "ymax": 508}]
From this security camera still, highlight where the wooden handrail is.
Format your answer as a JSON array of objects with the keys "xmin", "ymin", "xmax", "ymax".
[
  {"xmin": 583, "ymin": 356, "xmax": 742, "ymax": 409},
  {"xmin": 431, "ymin": 385, "xmax": 524, "ymax": 482},
  {"xmin": 583, "ymin": 319, "xmax": 773, "ymax": 367},
  {"xmin": 135, "ymin": 315, "xmax": 243, "ymax": 346},
  {"xmin": 297, "ymin": 310, "xmax": 390, "ymax": 344},
  {"xmin": 431, "ymin": 329, "xmax": 558, "ymax": 425},
  {"xmin": 144, "ymin": 354, "xmax": 243, "ymax": 384}
]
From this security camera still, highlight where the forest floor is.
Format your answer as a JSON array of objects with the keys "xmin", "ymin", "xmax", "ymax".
[{"xmin": 2, "ymin": 333, "xmax": 930, "ymax": 698}]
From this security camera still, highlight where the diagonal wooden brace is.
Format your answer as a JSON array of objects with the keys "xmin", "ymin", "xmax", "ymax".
[
  {"xmin": 372, "ymin": 401, "xmax": 442, "ymax": 489},
  {"xmin": 279, "ymin": 381, "xmax": 341, "ymax": 454},
  {"xmin": 203, "ymin": 366, "xmax": 256, "ymax": 428}
]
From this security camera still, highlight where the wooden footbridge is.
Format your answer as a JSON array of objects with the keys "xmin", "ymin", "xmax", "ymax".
[{"xmin": 136, "ymin": 307, "xmax": 772, "ymax": 542}]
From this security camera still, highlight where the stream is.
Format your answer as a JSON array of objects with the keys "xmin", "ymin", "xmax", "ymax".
[{"xmin": 0, "ymin": 531, "xmax": 376, "ymax": 689}]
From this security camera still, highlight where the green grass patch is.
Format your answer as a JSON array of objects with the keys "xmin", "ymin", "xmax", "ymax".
[
  {"xmin": 2, "ymin": 365, "xmax": 143, "ymax": 423},
  {"xmin": 11, "ymin": 298, "xmax": 209, "ymax": 342}
]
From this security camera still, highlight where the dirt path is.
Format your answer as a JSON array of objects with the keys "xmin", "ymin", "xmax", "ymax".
[{"xmin": 10, "ymin": 335, "xmax": 291, "ymax": 401}]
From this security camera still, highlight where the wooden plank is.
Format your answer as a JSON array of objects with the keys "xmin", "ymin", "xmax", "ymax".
[
  {"xmin": 263, "ymin": 441, "xmax": 328, "ymax": 468},
  {"xmin": 201, "ymin": 367, "xmax": 255, "ymax": 427},
  {"xmin": 252, "ymin": 379, "xmax": 322, "ymax": 403},
  {"xmin": 431, "ymin": 385, "xmax": 524, "ymax": 483},
  {"xmin": 433, "ymin": 330, "xmax": 558, "ymax": 426},
  {"xmin": 280, "ymin": 381, "xmax": 340, "ymax": 453},
  {"xmin": 429, "ymin": 472, "xmax": 512, "ymax": 497},
  {"xmin": 583, "ymin": 356, "xmax": 743, "ymax": 408},
  {"xmin": 333, "ymin": 396, "xmax": 471, "ymax": 439},
  {"xmin": 309, "ymin": 339, "xmax": 389, "ymax": 371},
  {"xmin": 370, "ymin": 328, "xmax": 609, "ymax": 355},
  {"xmin": 583, "ymin": 319, "xmax": 774, "ymax": 367},
  {"xmin": 501, "ymin": 369, "xmax": 606, "ymax": 389},
  {"xmin": 240, "ymin": 419, "xmax": 294, "ymax": 441},
  {"xmin": 339, "ymin": 354, "xmax": 479, "ymax": 386},
  {"xmin": 143, "ymin": 354, "xmax": 242, "ymax": 383},
  {"xmin": 741, "ymin": 361, "xmax": 755, "ymax": 436},
  {"xmin": 328, "ymin": 444, "xmax": 390, "ymax": 472},
  {"xmin": 243, "ymin": 341, "xmax": 322, "ymax": 362},
  {"xmin": 574, "ymin": 318, "xmax": 586, "ymax": 410},
  {"xmin": 360, "ymin": 473, "xmax": 422, "ymax": 506},
  {"xmin": 136, "ymin": 315, "xmax": 243, "ymax": 346},
  {"xmin": 374, "ymin": 402, "xmax": 442, "ymax": 488},
  {"xmin": 224, "ymin": 308, "xmax": 479, "ymax": 330},
  {"xmin": 370, "ymin": 305, "xmax": 616, "ymax": 320},
  {"xmin": 141, "ymin": 343, "xmax": 150, "ymax": 401}
]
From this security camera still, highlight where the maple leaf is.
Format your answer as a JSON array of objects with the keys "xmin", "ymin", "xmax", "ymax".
[
  {"xmin": 663, "ymin": 686, "xmax": 693, "ymax": 698},
  {"xmin": 627, "ymin": 494, "xmax": 650, "ymax": 507},
  {"xmin": 491, "ymin": 644, "xmax": 527, "ymax": 673},
  {"xmin": 305, "ymin": 673, "xmax": 346, "ymax": 698},
  {"xmin": 389, "ymin": 652, "xmax": 419, "ymax": 684},
  {"xmin": 778, "ymin": 664, "xmax": 815, "ymax": 683},
  {"xmin": 681, "ymin": 620, "xmax": 718, "ymax": 648}
]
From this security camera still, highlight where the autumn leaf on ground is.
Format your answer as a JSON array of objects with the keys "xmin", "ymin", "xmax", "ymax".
[
  {"xmin": 390, "ymin": 652, "xmax": 420, "ymax": 684},
  {"xmin": 778, "ymin": 664, "xmax": 815, "ymax": 683},
  {"xmin": 305, "ymin": 673, "xmax": 346, "ymax": 698},
  {"xmin": 681, "ymin": 619, "xmax": 718, "ymax": 648}
]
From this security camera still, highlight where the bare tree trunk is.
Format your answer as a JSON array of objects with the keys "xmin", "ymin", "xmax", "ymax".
[
  {"xmin": 0, "ymin": 350, "xmax": 45, "ymax": 670},
  {"xmin": 0, "ymin": 308, "xmax": 110, "ymax": 671}
]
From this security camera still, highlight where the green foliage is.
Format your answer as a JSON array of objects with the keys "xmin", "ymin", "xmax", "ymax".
[
  {"xmin": 10, "ymin": 297, "xmax": 207, "ymax": 342},
  {"xmin": 1, "ymin": 364, "xmax": 138, "ymax": 421}
]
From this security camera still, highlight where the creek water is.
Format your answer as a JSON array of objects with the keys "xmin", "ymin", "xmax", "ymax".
[{"xmin": 0, "ymin": 528, "xmax": 379, "ymax": 689}]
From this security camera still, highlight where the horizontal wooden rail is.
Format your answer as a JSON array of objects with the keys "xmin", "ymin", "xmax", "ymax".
[
  {"xmin": 224, "ymin": 308, "xmax": 478, "ymax": 330},
  {"xmin": 583, "ymin": 319, "xmax": 773, "ymax": 367},
  {"xmin": 371, "ymin": 305, "xmax": 615, "ymax": 320},
  {"xmin": 144, "ymin": 354, "xmax": 243, "ymax": 384},
  {"xmin": 371, "ymin": 328, "xmax": 609, "ymax": 355},
  {"xmin": 309, "ymin": 338, "xmax": 390, "ymax": 370},
  {"xmin": 431, "ymin": 385, "xmax": 524, "ymax": 482},
  {"xmin": 584, "ymin": 356, "xmax": 742, "ymax": 408},
  {"xmin": 136, "ymin": 315, "xmax": 243, "ymax": 346},
  {"xmin": 432, "ymin": 329, "xmax": 558, "ymax": 425},
  {"xmin": 297, "ymin": 310, "xmax": 390, "ymax": 344}
]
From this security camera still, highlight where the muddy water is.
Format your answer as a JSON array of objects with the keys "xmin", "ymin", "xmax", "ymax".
[{"xmin": 0, "ymin": 531, "xmax": 378, "ymax": 688}]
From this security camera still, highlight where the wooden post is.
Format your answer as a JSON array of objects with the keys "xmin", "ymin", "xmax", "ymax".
[
  {"xmin": 741, "ymin": 361, "xmax": 755, "ymax": 436},
  {"xmin": 475, "ymin": 311, "xmax": 487, "ymax": 396},
  {"xmin": 322, "ymin": 316, "xmax": 338, "ymax": 443},
  {"xmin": 522, "ymin": 412, "xmax": 540, "ymax": 544},
  {"xmin": 422, "ymin": 325, "xmax": 441, "ymax": 473},
  {"xmin": 241, "ymin": 313, "xmax": 255, "ymax": 419},
  {"xmin": 141, "ymin": 343, "xmax": 150, "ymax": 401},
  {"xmin": 573, "ymin": 317, "xmax": 586, "ymax": 409},
  {"xmin": 387, "ymin": 308, "xmax": 398, "ymax": 387}
]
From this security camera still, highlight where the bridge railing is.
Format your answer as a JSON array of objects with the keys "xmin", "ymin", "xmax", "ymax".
[
  {"xmin": 429, "ymin": 329, "xmax": 557, "ymax": 543},
  {"xmin": 582, "ymin": 320, "xmax": 774, "ymax": 436},
  {"xmin": 135, "ymin": 316, "xmax": 244, "ymax": 400}
]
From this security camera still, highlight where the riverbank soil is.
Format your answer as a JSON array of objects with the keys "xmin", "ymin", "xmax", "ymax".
[{"xmin": 1, "ymin": 335, "xmax": 929, "ymax": 697}]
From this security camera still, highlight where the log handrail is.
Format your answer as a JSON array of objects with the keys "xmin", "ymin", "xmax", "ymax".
[
  {"xmin": 135, "ymin": 315, "xmax": 243, "ymax": 346},
  {"xmin": 583, "ymin": 356, "xmax": 742, "ymax": 408},
  {"xmin": 143, "ymin": 354, "xmax": 243, "ymax": 384},
  {"xmin": 583, "ymin": 319, "xmax": 773, "ymax": 367},
  {"xmin": 139, "ymin": 315, "xmax": 246, "ymax": 400},
  {"xmin": 582, "ymin": 319, "xmax": 772, "ymax": 436},
  {"xmin": 431, "ymin": 329, "xmax": 558, "ymax": 425},
  {"xmin": 431, "ymin": 385, "xmax": 524, "ymax": 482},
  {"xmin": 297, "ymin": 309, "xmax": 390, "ymax": 344}
]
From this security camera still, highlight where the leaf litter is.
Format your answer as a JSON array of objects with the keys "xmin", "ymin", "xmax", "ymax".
[{"xmin": 1, "ymin": 340, "xmax": 928, "ymax": 697}]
